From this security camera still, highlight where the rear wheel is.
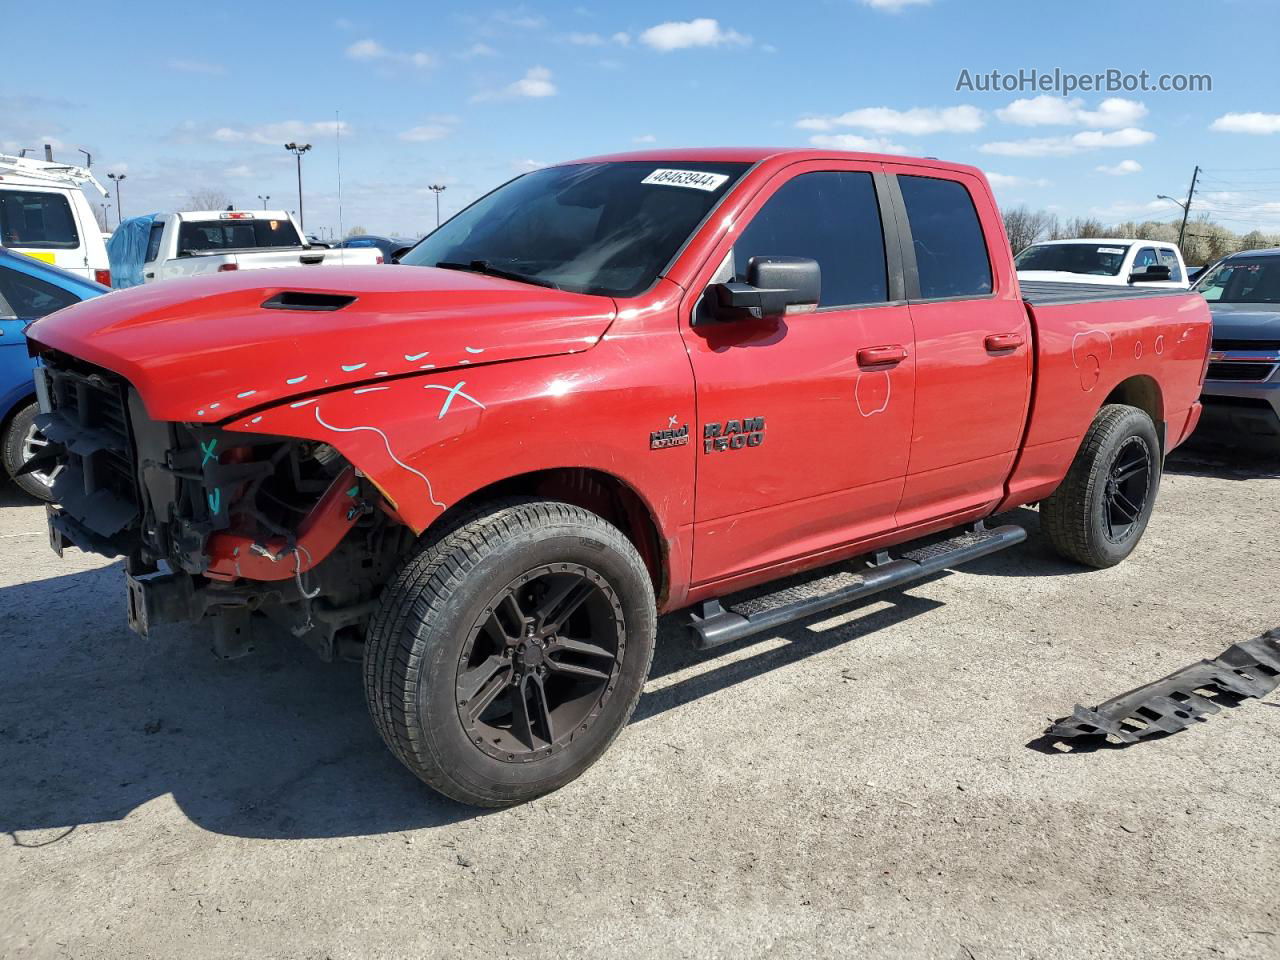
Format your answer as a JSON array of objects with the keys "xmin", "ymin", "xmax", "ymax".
[
  {"xmin": 1041, "ymin": 404, "xmax": 1161, "ymax": 568},
  {"xmin": 2, "ymin": 402, "xmax": 58, "ymax": 501},
  {"xmin": 364, "ymin": 500, "xmax": 657, "ymax": 807}
]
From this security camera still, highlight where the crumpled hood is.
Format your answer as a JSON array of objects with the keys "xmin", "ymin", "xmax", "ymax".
[
  {"xmin": 1208, "ymin": 302, "xmax": 1280, "ymax": 342},
  {"xmin": 28, "ymin": 265, "xmax": 616, "ymax": 422}
]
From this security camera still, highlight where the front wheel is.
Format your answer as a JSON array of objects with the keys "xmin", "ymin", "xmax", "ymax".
[
  {"xmin": 3, "ymin": 402, "xmax": 58, "ymax": 502},
  {"xmin": 1040, "ymin": 403, "xmax": 1161, "ymax": 568},
  {"xmin": 364, "ymin": 500, "xmax": 657, "ymax": 807}
]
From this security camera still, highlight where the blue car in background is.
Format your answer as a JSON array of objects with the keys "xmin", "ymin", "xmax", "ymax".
[{"xmin": 0, "ymin": 247, "xmax": 107, "ymax": 499}]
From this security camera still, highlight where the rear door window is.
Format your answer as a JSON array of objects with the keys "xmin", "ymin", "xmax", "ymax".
[
  {"xmin": 0, "ymin": 269, "xmax": 80, "ymax": 318},
  {"xmin": 0, "ymin": 190, "xmax": 80, "ymax": 249},
  {"xmin": 1156, "ymin": 247, "xmax": 1183, "ymax": 281},
  {"xmin": 145, "ymin": 222, "xmax": 165, "ymax": 262},
  {"xmin": 733, "ymin": 171, "xmax": 888, "ymax": 307},
  {"xmin": 897, "ymin": 175, "xmax": 992, "ymax": 299}
]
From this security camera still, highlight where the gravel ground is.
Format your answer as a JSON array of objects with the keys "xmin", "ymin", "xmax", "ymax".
[{"xmin": 2, "ymin": 441, "xmax": 1278, "ymax": 960}]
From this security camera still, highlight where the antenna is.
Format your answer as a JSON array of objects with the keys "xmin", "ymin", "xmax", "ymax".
[{"xmin": 335, "ymin": 110, "xmax": 345, "ymax": 251}]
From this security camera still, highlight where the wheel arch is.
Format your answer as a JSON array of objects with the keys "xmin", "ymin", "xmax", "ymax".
[
  {"xmin": 1103, "ymin": 375, "xmax": 1164, "ymax": 441},
  {"xmin": 427, "ymin": 467, "xmax": 669, "ymax": 605}
]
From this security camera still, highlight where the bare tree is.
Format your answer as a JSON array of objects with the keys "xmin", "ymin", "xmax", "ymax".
[
  {"xmin": 346, "ymin": 225, "xmax": 368, "ymax": 237},
  {"xmin": 1002, "ymin": 205, "xmax": 1056, "ymax": 253},
  {"xmin": 183, "ymin": 189, "xmax": 233, "ymax": 211}
]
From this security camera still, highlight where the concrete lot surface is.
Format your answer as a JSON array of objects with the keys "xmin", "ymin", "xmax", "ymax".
[{"xmin": 2, "ymin": 442, "xmax": 1277, "ymax": 959}]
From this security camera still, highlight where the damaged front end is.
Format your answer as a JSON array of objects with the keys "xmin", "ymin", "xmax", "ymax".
[{"xmin": 36, "ymin": 351, "xmax": 413, "ymax": 659}]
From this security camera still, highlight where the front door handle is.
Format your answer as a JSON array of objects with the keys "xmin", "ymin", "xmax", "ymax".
[
  {"xmin": 144, "ymin": 272, "xmax": 155, "ymax": 279},
  {"xmin": 984, "ymin": 333, "xmax": 1024, "ymax": 352},
  {"xmin": 857, "ymin": 344, "xmax": 908, "ymax": 367}
]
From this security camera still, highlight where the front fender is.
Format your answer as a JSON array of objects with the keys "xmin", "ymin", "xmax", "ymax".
[{"xmin": 223, "ymin": 343, "xmax": 695, "ymax": 549}]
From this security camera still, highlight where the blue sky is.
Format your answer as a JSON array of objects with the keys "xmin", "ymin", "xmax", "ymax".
[{"xmin": 6, "ymin": 0, "xmax": 1280, "ymax": 238}]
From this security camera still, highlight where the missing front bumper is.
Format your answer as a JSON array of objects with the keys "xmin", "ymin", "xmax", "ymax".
[{"xmin": 1045, "ymin": 630, "xmax": 1280, "ymax": 744}]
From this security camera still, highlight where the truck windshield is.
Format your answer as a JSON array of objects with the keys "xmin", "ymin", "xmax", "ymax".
[
  {"xmin": 1015, "ymin": 242, "xmax": 1129, "ymax": 276},
  {"xmin": 177, "ymin": 217, "xmax": 301, "ymax": 255},
  {"xmin": 1194, "ymin": 258, "xmax": 1280, "ymax": 303},
  {"xmin": 399, "ymin": 161, "xmax": 750, "ymax": 297}
]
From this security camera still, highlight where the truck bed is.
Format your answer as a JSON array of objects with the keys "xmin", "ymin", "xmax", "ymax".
[{"xmin": 1019, "ymin": 281, "xmax": 1193, "ymax": 306}]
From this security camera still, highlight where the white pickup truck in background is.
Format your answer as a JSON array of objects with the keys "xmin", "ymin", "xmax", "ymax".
[
  {"xmin": 114, "ymin": 210, "xmax": 382, "ymax": 286},
  {"xmin": 1014, "ymin": 237, "xmax": 1191, "ymax": 289}
]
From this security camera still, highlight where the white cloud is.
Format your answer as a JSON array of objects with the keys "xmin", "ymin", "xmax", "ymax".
[
  {"xmin": 212, "ymin": 120, "xmax": 350, "ymax": 145},
  {"xmin": 860, "ymin": 0, "xmax": 932, "ymax": 9},
  {"xmin": 798, "ymin": 105, "xmax": 983, "ymax": 135},
  {"xmin": 563, "ymin": 30, "xmax": 630, "ymax": 46},
  {"xmin": 639, "ymin": 18, "xmax": 750, "ymax": 52},
  {"xmin": 984, "ymin": 172, "xmax": 1051, "ymax": 190},
  {"xmin": 225, "ymin": 165, "xmax": 254, "ymax": 178},
  {"xmin": 345, "ymin": 38, "xmax": 434, "ymax": 69},
  {"xmin": 808, "ymin": 133, "xmax": 910, "ymax": 154},
  {"xmin": 473, "ymin": 66, "xmax": 557, "ymax": 101},
  {"xmin": 168, "ymin": 59, "xmax": 224, "ymax": 75},
  {"xmin": 632, "ymin": 134, "xmax": 657, "ymax": 143},
  {"xmin": 980, "ymin": 127, "xmax": 1155, "ymax": 157},
  {"xmin": 399, "ymin": 124, "xmax": 453, "ymax": 142},
  {"xmin": 1096, "ymin": 159, "xmax": 1142, "ymax": 176},
  {"xmin": 1210, "ymin": 112, "xmax": 1280, "ymax": 135},
  {"xmin": 996, "ymin": 96, "xmax": 1148, "ymax": 128},
  {"xmin": 458, "ymin": 42, "xmax": 498, "ymax": 59}
]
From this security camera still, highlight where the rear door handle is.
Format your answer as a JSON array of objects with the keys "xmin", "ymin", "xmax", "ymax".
[
  {"xmin": 144, "ymin": 272, "xmax": 154, "ymax": 279},
  {"xmin": 856, "ymin": 344, "xmax": 908, "ymax": 367},
  {"xmin": 984, "ymin": 333, "xmax": 1024, "ymax": 352}
]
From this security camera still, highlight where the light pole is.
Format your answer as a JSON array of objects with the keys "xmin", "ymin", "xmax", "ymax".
[
  {"xmin": 100, "ymin": 202, "xmax": 112, "ymax": 232},
  {"xmin": 107, "ymin": 173, "xmax": 126, "ymax": 226},
  {"xmin": 257, "ymin": 194, "xmax": 271, "ymax": 210},
  {"xmin": 427, "ymin": 184, "xmax": 447, "ymax": 227},
  {"xmin": 284, "ymin": 142, "xmax": 312, "ymax": 230}
]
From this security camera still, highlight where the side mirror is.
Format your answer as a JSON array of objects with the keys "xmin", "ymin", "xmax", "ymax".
[
  {"xmin": 1129, "ymin": 264, "xmax": 1172, "ymax": 283},
  {"xmin": 711, "ymin": 256, "xmax": 821, "ymax": 321}
]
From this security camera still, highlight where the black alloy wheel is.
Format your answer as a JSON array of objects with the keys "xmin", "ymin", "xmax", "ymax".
[
  {"xmin": 1102, "ymin": 436, "xmax": 1153, "ymax": 543},
  {"xmin": 456, "ymin": 564, "xmax": 624, "ymax": 763}
]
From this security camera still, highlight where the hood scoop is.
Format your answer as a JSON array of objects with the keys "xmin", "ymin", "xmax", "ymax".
[{"xmin": 262, "ymin": 291, "xmax": 357, "ymax": 312}]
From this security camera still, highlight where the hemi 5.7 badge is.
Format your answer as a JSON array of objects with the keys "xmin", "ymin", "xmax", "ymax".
[{"xmin": 650, "ymin": 423, "xmax": 690, "ymax": 449}]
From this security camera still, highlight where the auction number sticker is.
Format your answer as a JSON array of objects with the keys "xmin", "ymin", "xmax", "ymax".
[
  {"xmin": 642, "ymin": 168, "xmax": 730, "ymax": 192},
  {"xmin": 1097, "ymin": 247, "xmax": 1125, "ymax": 254}
]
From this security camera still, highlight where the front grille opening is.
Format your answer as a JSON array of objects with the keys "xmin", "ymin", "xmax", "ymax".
[
  {"xmin": 1212, "ymin": 339, "xmax": 1280, "ymax": 352},
  {"xmin": 261, "ymin": 291, "xmax": 357, "ymax": 312},
  {"xmin": 1206, "ymin": 361, "xmax": 1276, "ymax": 382}
]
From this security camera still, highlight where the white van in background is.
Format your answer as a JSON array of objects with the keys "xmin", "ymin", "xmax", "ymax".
[
  {"xmin": 1015, "ymin": 238, "xmax": 1191, "ymax": 289},
  {"xmin": 0, "ymin": 153, "xmax": 111, "ymax": 286}
]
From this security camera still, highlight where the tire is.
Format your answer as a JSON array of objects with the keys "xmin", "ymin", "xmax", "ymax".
[
  {"xmin": 2, "ymin": 401, "xmax": 56, "ymax": 502},
  {"xmin": 1041, "ymin": 404, "xmax": 1162, "ymax": 568},
  {"xmin": 364, "ymin": 499, "xmax": 657, "ymax": 807}
]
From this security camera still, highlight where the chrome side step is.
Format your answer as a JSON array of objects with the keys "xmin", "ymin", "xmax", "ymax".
[{"xmin": 687, "ymin": 522, "xmax": 1027, "ymax": 650}]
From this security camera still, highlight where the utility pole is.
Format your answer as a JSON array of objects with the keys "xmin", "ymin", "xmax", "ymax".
[
  {"xmin": 107, "ymin": 172, "xmax": 126, "ymax": 226},
  {"xmin": 428, "ymin": 184, "xmax": 447, "ymax": 227},
  {"xmin": 284, "ymin": 142, "xmax": 312, "ymax": 230},
  {"xmin": 1177, "ymin": 165, "xmax": 1199, "ymax": 250}
]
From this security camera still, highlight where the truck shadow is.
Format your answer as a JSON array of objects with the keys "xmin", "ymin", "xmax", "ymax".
[
  {"xmin": 1166, "ymin": 439, "xmax": 1280, "ymax": 481},
  {"xmin": 0, "ymin": 530, "xmax": 1072, "ymax": 843},
  {"xmin": 0, "ymin": 483, "xmax": 39, "ymax": 509}
]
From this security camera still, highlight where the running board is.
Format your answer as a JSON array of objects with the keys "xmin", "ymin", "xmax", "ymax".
[{"xmin": 688, "ymin": 522, "xmax": 1027, "ymax": 650}]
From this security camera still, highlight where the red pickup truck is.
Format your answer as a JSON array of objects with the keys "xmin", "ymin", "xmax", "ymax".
[{"xmin": 27, "ymin": 148, "xmax": 1211, "ymax": 806}]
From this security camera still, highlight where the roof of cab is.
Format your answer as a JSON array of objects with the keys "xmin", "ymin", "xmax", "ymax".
[{"xmin": 560, "ymin": 147, "xmax": 987, "ymax": 180}]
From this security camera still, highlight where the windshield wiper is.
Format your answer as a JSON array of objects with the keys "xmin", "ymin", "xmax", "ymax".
[{"xmin": 434, "ymin": 259, "xmax": 561, "ymax": 290}]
